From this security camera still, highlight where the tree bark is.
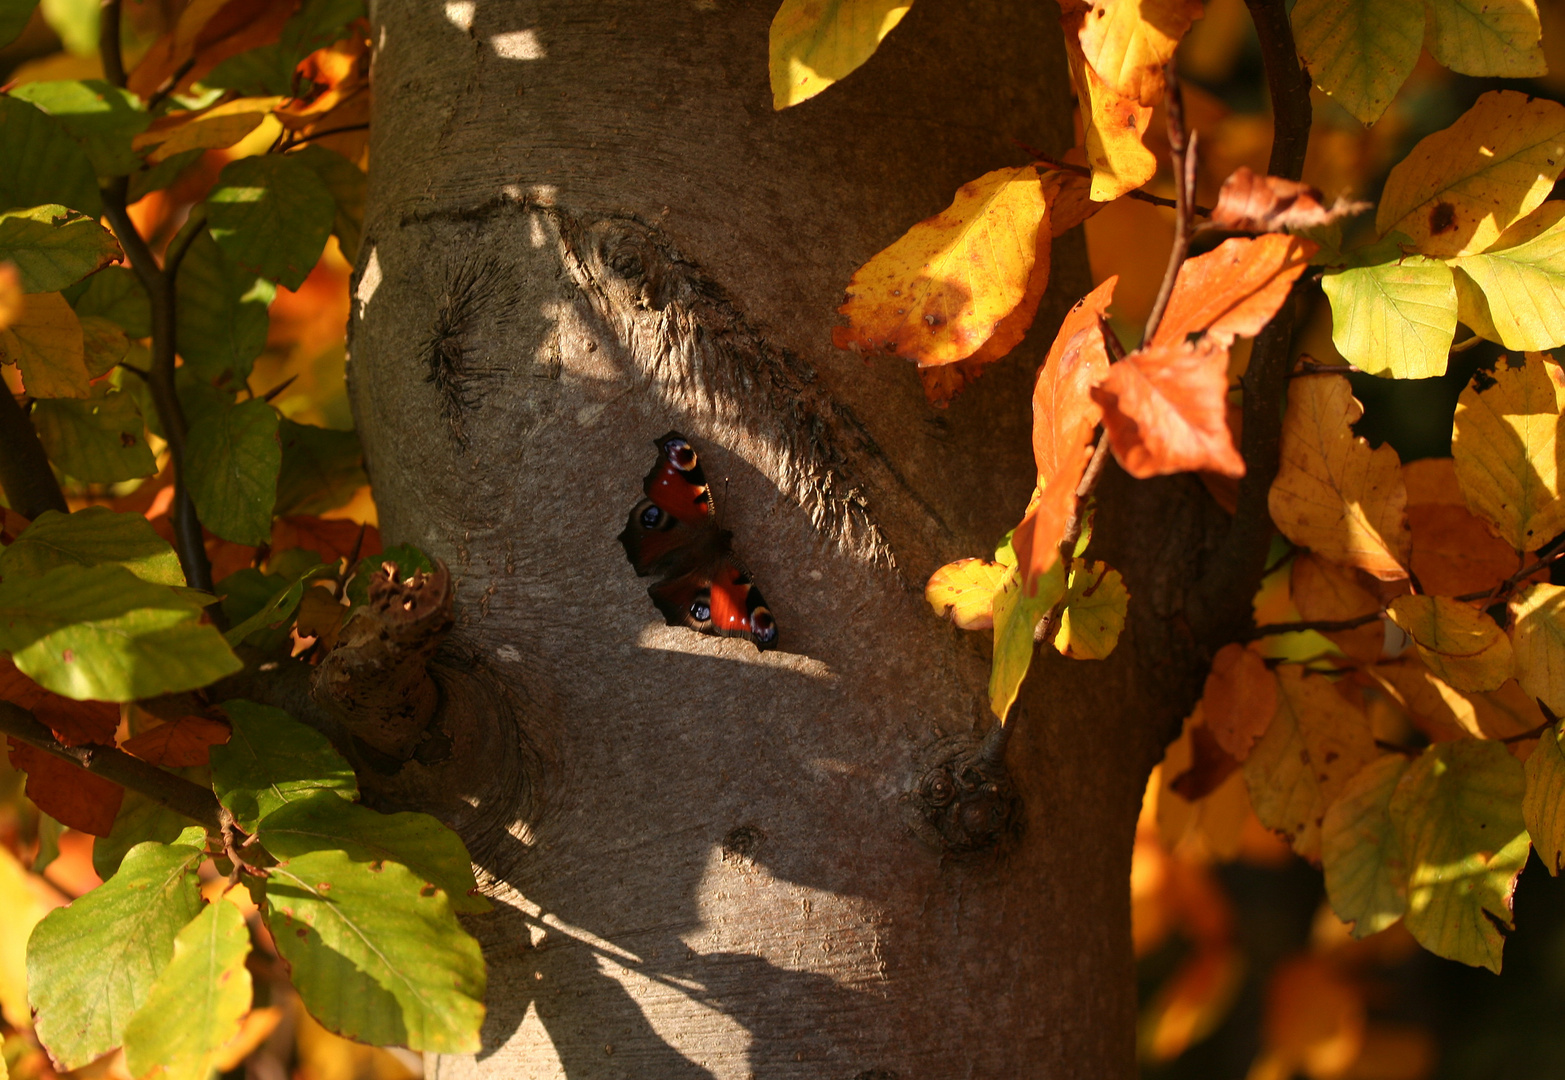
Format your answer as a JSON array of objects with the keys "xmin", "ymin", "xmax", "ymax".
[{"xmin": 354, "ymin": 1, "xmax": 1227, "ymax": 1075}]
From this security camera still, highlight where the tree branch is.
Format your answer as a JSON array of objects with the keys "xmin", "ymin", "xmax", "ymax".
[
  {"xmin": 1246, "ymin": 0, "xmax": 1313, "ymax": 180},
  {"xmin": 1246, "ymin": 610, "xmax": 1381, "ymax": 640},
  {"xmin": 98, "ymin": 0, "xmax": 125, "ymax": 89},
  {"xmin": 1143, "ymin": 66, "xmax": 1197, "ymax": 344},
  {"xmin": 0, "ymin": 389, "xmax": 68, "ymax": 519},
  {"xmin": 0, "ymin": 701, "xmax": 223, "ymax": 832}
]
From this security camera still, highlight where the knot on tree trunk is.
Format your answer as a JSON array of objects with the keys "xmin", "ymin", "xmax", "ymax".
[{"xmin": 904, "ymin": 731, "xmax": 1022, "ymax": 855}]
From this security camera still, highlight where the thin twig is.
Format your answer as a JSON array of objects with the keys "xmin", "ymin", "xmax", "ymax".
[
  {"xmin": 145, "ymin": 56, "xmax": 198, "ymax": 113},
  {"xmin": 0, "ymin": 702, "xmax": 223, "ymax": 832},
  {"xmin": 1143, "ymin": 66, "xmax": 1197, "ymax": 345},
  {"xmin": 1033, "ymin": 428, "xmax": 1113, "ymax": 644},
  {"xmin": 1246, "ymin": 610, "xmax": 1382, "ymax": 640},
  {"xmin": 1455, "ymin": 536, "xmax": 1565, "ymax": 604},
  {"xmin": 1450, "ymin": 334, "xmax": 1486, "ymax": 354},
  {"xmin": 1289, "ymin": 361, "xmax": 1358, "ymax": 378},
  {"xmin": 0, "ymin": 389, "xmax": 68, "ymax": 519},
  {"xmin": 1504, "ymin": 720, "xmax": 1555, "ymax": 745},
  {"xmin": 98, "ymin": 0, "xmax": 125, "ymax": 88},
  {"xmin": 1011, "ymin": 139, "xmax": 1214, "ymax": 216},
  {"xmin": 285, "ymin": 122, "xmax": 371, "ymax": 147}
]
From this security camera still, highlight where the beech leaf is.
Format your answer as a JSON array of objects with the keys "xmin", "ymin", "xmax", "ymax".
[
  {"xmin": 1063, "ymin": 30, "xmax": 1155, "ymax": 201},
  {"xmin": 1388, "ymin": 596, "xmax": 1513, "ymax": 693},
  {"xmin": 5, "ymin": 741, "xmax": 123, "ymax": 835},
  {"xmin": 1525, "ymin": 718, "xmax": 1565, "ymax": 875},
  {"xmin": 1405, "ymin": 458, "xmax": 1522, "ymax": 596},
  {"xmin": 186, "ymin": 398, "xmax": 282, "ymax": 546},
  {"xmin": 207, "ymin": 154, "xmax": 336, "ymax": 291},
  {"xmin": 1290, "ymin": 553, "xmax": 1384, "ymax": 663},
  {"xmin": 925, "ymin": 557, "xmax": 1007, "ymax": 630},
  {"xmin": 1321, "ymin": 754, "xmax": 1409, "ymax": 939},
  {"xmin": 7, "ymin": 80, "xmax": 149, "ymax": 177},
  {"xmin": 1321, "ymin": 249, "xmax": 1457, "ymax": 379},
  {"xmin": 1391, "ymin": 740, "xmax": 1530, "ymax": 972},
  {"xmin": 1074, "ymin": 0, "xmax": 1201, "ymax": 106},
  {"xmin": 175, "ymin": 230, "xmax": 275, "ymax": 385},
  {"xmin": 1451, "ymin": 352, "xmax": 1565, "ymax": 551},
  {"xmin": 0, "ymin": 97, "xmax": 100, "ymax": 218},
  {"xmin": 132, "ymin": 95, "xmax": 284, "ymax": 163},
  {"xmin": 0, "ymin": 205, "xmax": 121, "ymax": 294},
  {"xmin": 1151, "ymin": 235, "xmax": 1316, "ymax": 350},
  {"xmin": 1425, "ymin": 0, "xmax": 1544, "ymax": 79},
  {"xmin": 0, "ymin": 290, "xmax": 88, "ymax": 400},
  {"xmin": 1290, "ymin": 0, "xmax": 1422, "ymax": 125},
  {"xmin": 1209, "ymin": 167, "xmax": 1370, "ymax": 234},
  {"xmin": 1095, "ymin": 337, "xmax": 1242, "ymax": 479},
  {"xmin": 1051, "ymin": 559, "xmax": 1127, "ymax": 659},
  {"xmin": 0, "ymin": 655, "xmax": 119, "ymax": 745},
  {"xmin": 31, "ymin": 385, "xmax": 158, "ymax": 483},
  {"xmin": 833, "ymin": 166, "xmax": 1049, "ymax": 367},
  {"xmin": 989, "ymin": 561, "xmax": 1065, "ymax": 722},
  {"xmin": 210, "ymin": 700, "xmax": 356, "ymax": 832},
  {"xmin": 1510, "ymin": 583, "xmax": 1565, "ymax": 716},
  {"xmin": 1376, "ymin": 91, "xmax": 1565, "ymax": 258},
  {"xmin": 768, "ymin": 0, "xmax": 912, "ymax": 109},
  {"xmin": 121, "ymin": 716, "xmax": 231, "ymax": 768},
  {"xmin": 1200, "ymin": 644, "xmax": 1277, "ymax": 762},
  {"xmin": 1268, "ymin": 374, "xmax": 1411, "ymax": 580},
  {"xmin": 0, "ymin": 506, "xmax": 183, "ymax": 586},
  {"xmin": 1449, "ymin": 202, "xmax": 1565, "ymax": 352}
]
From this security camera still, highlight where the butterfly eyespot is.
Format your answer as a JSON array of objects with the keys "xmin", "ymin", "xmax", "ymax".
[
  {"xmin": 690, "ymin": 599, "xmax": 711, "ymax": 622},
  {"xmin": 751, "ymin": 611, "xmax": 777, "ymax": 643},
  {"xmin": 639, "ymin": 505, "xmax": 663, "ymax": 528},
  {"xmin": 666, "ymin": 439, "xmax": 697, "ymax": 470}
]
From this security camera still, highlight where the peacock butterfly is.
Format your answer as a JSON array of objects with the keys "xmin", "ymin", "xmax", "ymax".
[{"xmin": 618, "ymin": 432, "xmax": 778, "ymax": 650}]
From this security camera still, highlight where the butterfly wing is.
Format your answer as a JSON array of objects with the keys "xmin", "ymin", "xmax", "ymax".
[
  {"xmin": 642, "ymin": 431, "xmax": 713, "ymax": 525},
  {"xmin": 648, "ymin": 562, "xmax": 778, "ymax": 650}
]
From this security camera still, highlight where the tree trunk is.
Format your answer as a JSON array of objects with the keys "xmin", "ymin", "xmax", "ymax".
[{"xmin": 353, "ymin": 1, "xmax": 1225, "ymax": 1075}]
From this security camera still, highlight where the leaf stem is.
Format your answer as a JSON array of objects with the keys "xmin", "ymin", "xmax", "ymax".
[
  {"xmin": 0, "ymin": 701, "xmax": 223, "ymax": 832},
  {"xmin": 0, "ymin": 388, "xmax": 68, "ymax": 519}
]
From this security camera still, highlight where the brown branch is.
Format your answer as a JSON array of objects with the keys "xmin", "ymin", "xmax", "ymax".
[
  {"xmin": 0, "ymin": 701, "xmax": 223, "ymax": 832},
  {"xmin": 1245, "ymin": 610, "xmax": 1382, "ymax": 641},
  {"xmin": 1246, "ymin": 0, "xmax": 1313, "ymax": 180},
  {"xmin": 1504, "ymin": 720, "xmax": 1555, "ymax": 745},
  {"xmin": 1013, "ymin": 141, "xmax": 1214, "ymax": 217},
  {"xmin": 0, "ymin": 389, "xmax": 68, "ymax": 519},
  {"xmin": 1143, "ymin": 67, "xmax": 1198, "ymax": 345},
  {"xmin": 98, "ymin": 0, "xmax": 125, "ymax": 89},
  {"xmin": 285, "ymin": 122, "xmax": 371, "ymax": 147},
  {"xmin": 145, "ymin": 56, "xmax": 198, "ymax": 113}
]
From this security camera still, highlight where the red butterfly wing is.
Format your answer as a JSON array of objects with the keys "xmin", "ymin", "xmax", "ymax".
[
  {"xmin": 648, "ymin": 563, "xmax": 778, "ymax": 650},
  {"xmin": 643, "ymin": 431, "xmax": 713, "ymax": 525}
]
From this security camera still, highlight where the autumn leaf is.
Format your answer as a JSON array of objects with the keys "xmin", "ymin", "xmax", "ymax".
[
  {"xmin": 1510, "ymin": 583, "xmax": 1565, "ymax": 716},
  {"xmin": 1243, "ymin": 665, "xmax": 1378, "ymax": 862},
  {"xmin": 1209, "ymin": 167, "xmax": 1370, "ymax": 234},
  {"xmin": 1268, "ymin": 374, "xmax": 1411, "ymax": 580},
  {"xmin": 1169, "ymin": 719, "xmax": 1242, "ymax": 802},
  {"xmin": 1321, "ymin": 754, "xmax": 1409, "ymax": 939},
  {"xmin": 1291, "ymin": 0, "xmax": 1423, "ymax": 125},
  {"xmin": 1388, "ymin": 596, "xmax": 1513, "ymax": 693},
  {"xmin": 1525, "ymin": 718, "xmax": 1565, "ymax": 875},
  {"xmin": 1404, "ymin": 458, "xmax": 1524, "ymax": 595},
  {"xmin": 0, "ymin": 657, "xmax": 119, "ymax": 746},
  {"xmin": 1095, "ymin": 337, "xmax": 1242, "ymax": 479},
  {"xmin": 834, "ymin": 166, "xmax": 1049, "ymax": 368},
  {"xmin": 0, "ymin": 291, "xmax": 89, "ymax": 400},
  {"xmin": 1151, "ymin": 235, "xmax": 1317, "ymax": 350},
  {"xmin": 121, "ymin": 716, "xmax": 232, "ymax": 768},
  {"xmin": 1449, "ymin": 201, "xmax": 1565, "ymax": 352},
  {"xmin": 1200, "ymin": 644, "xmax": 1276, "ymax": 763},
  {"xmin": 1074, "ymin": 0, "xmax": 1202, "ymax": 106},
  {"xmin": 1451, "ymin": 352, "xmax": 1565, "ymax": 551},
  {"xmin": 272, "ymin": 515, "xmax": 381, "ymax": 565},
  {"xmin": 768, "ymin": 0, "xmax": 911, "ymax": 108},
  {"xmin": 1062, "ymin": 28, "xmax": 1156, "ymax": 201},
  {"xmin": 1424, "ymin": 0, "xmax": 1544, "ymax": 80},
  {"xmin": 1369, "ymin": 660, "xmax": 1543, "ymax": 742},
  {"xmin": 132, "ymin": 96, "xmax": 286, "ymax": 163},
  {"xmin": 925, "ymin": 558, "xmax": 1008, "ymax": 630},
  {"xmin": 1376, "ymin": 91, "xmax": 1565, "ymax": 258},
  {"xmin": 5, "ymin": 740, "xmax": 123, "ymax": 836},
  {"xmin": 1042, "ymin": 168, "xmax": 1100, "ymax": 237},
  {"xmin": 1321, "ymin": 242, "xmax": 1457, "ymax": 379},
  {"xmin": 990, "ymin": 561, "xmax": 1066, "ymax": 722},
  {"xmin": 1051, "ymin": 559, "xmax": 1127, "ymax": 659},
  {"xmin": 1290, "ymin": 553, "xmax": 1384, "ymax": 664}
]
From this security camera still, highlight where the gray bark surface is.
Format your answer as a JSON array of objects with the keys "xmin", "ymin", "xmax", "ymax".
[{"xmin": 354, "ymin": 1, "xmax": 1224, "ymax": 1075}]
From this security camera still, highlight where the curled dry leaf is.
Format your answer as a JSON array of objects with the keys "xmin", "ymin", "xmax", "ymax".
[
  {"xmin": 1073, "ymin": 0, "xmax": 1202, "ymax": 106},
  {"xmin": 1452, "ymin": 352, "xmax": 1565, "ymax": 551},
  {"xmin": 1268, "ymin": 374, "xmax": 1410, "ymax": 581},
  {"xmin": 1042, "ymin": 169, "xmax": 1100, "ymax": 237},
  {"xmin": 1388, "ymin": 596, "xmax": 1514, "ymax": 693},
  {"xmin": 1200, "ymin": 643, "xmax": 1276, "ymax": 763},
  {"xmin": 925, "ymin": 558, "xmax": 1008, "ymax": 630},
  {"xmin": 834, "ymin": 166, "xmax": 1049, "ymax": 368},
  {"xmin": 1404, "ymin": 458, "xmax": 1525, "ymax": 596},
  {"xmin": 1152, "ymin": 235, "xmax": 1318, "ymax": 350},
  {"xmin": 1095, "ymin": 336, "xmax": 1242, "ymax": 479},
  {"xmin": 1011, "ymin": 278, "xmax": 1115, "ymax": 593},
  {"xmin": 1376, "ymin": 90, "xmax": 1565, "ymax": 258},
  {"xmin": 1209, "ymin": 167, "xmax": 1370, "ymax": 234}
]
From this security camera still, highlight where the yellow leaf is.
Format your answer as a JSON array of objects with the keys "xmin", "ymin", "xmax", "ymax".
[
  {"xmin": 1449, "ymin": 202, "xmax": 1565, "ymax": 351},
  {"xmin": 1291, "ymin": 0, "xmax": 1423, "ymax": 126},
  {"xmin": 1268, "ymin": 374, "xmax": 1410, "ymax": 580},
  {"xmin": 0, "ymin": 290, "xmax": 88, "ymax": 399},
  {"xmin": 1064, "ymin": 30, "xmax": 1157, "ymax": 201},
  {"xmin": 132, "ymin": 96, "xmax": 286, "ymax": 163},
  {"xmin": 0, "ymin": 843, "xmax": 64, "ymax": 1026},
  {"xmin": 1371, "ymin": 660, "xmax": 1543, "ymax": 741},
  {"xmin": 1524, "ymin": 718, "xmax": 1565, "ymax": 875},
  {"xmin": 833, "ymin": 166, "xmax": 1049, "ymax": 366},
  {"xmin": 989, "ymin": 560, "xmax": 1065, "ymax": 722},
  {"xmin": 1425, "ymin": 0, "xmax": 1544, "ymax": 79},
  {"xmin": 1388, "ymin": 596, "xmax": 1513, "ymax": 693},
  {"xmin": 1243, "ymin": 665, "xmax": 1378, "ymax": 862},
  {"xmin": 1510, "ymin": 582, "xmax": 1565, "ymax": 715},
  {"xmin": 1376, "ymin": 90, "xmax": 1565, "ymax": 258},
  {"xmin": 1322, "ymin": 754, "xmax": 1410, "ymax": 939},
  {"xmin": 768, "ymin": 0, "xmax": 912, "ymax": 109},
  {"xmin": 1452, "ymin": 351, "xmax": 1565, "ymax": 550},
  {"xmin": 1052, "ymin": 559, "xmax": 1128, "ymax": 659},
  {"xmin": 1076, "ymin": 0, "xmax": 1202, "ymax": 106},
  {"xmin": 925, "ymin": 557, "xmax": 1008, "ymax": 630}
]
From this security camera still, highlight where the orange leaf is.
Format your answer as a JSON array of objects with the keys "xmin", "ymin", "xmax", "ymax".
[
  {"xmin": 120, "ymin": 716, "xmax": 231, "ymax": 767},
  {"xmin": 1152, "ymin": 234, "xmax": 1316, "ymax": 350},
  {"xmin": 1209, "ymin": 166, "xmax": 1370, "ymax": 234},
  {"xmin": 1170, "ymin": 722, "xmax": 1241, "ymax": 801},
  {"xmin": 1268, "ymin": 374, "xmax": 1410, "ymax": 581},
  {"xmin": 1201, "ymin": 643, "xmax": 1276, "ymax": 762},
  {"xmin": 1405, "ymin": 458, "xmax": 1524, "ymax": 596},
  {"xmin": 0, "ymin": 658, "xmax": 118, "ymax": 747},
  {"xmin": 833, "ymin": 166, "xmax": 1050, "ymax": 367},
  {"xmin": 5, "ymin": 740, "xmax": 123, "ymax": 837},
  {"xmin": 1011, "ymin": 278, "xmax": 1116, "ymax": 592},
  {"xmin": 272, "ymin": 516, "xmax": 382, "ymax": 564},
  {"xmin": 1095, "ymin": 336, "xmax": 1242, "ymax": 478},
  {"xmin": 1290, "ymin": 554, "xmax": 1385, "ymax": 663},
  {"xmin": 1260, "ymin": 955, "xmax": 1367, "ymax": 1079}
]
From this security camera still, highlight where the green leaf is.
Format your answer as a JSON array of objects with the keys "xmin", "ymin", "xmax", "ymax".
[
  {"xmin": 988, "ymin": 560, "xmax": 1065, "ymax": 722},
  {"xmin": 37, "ymin": 0, "xmax": 97, "ymax": 55},
  {"xmin": 1524, "ymin": 719, "xmax": 1565, "ymax": 875},
  {"xmin": 94, "ymin": 787, "xmax": 196, "ymax": 881},
  {"xmin": 221, "ymin": 560, "xmax": 332, "ymax": 646},
  {"xmin": 1322, "ymin": 754, "xmax": 1410, "ymax": 938},
  {"xmin": 1390, "ymin": 740, "xmax": 1530, "ymax": 972},
  {"xmin": 259, "ymin": 792, "xmax": 489, "ymax": 914},
  {"xmin": 8, "ymin": 81, "xmax": 148, "ymax": 177},
  {"xmin": 1451, "ymin": 202, "xmax": 1565, "ymax": 352},
  {"xmin": 0, "ymin": 205, "xmax": 121, "ymax": 293},
  {"xmin": 123, "ymin": 898, "xmax": 251, "ymax": 1080},
  {"xmin": 0, "ymin": 0, "xmax": 39, "ymax": 51},
  {"xmin": 174, "ymin": 230, "xmax": 274, "ymax": 384},
  {"xmin": 72, "ymin": 266, "xmax": 150, "ymax": 338},
  {"xmin": 1051, "ymin": 559, "xmax": 1126, "ymax": 660},
  {"xmin": 1322, "ymin": 251, "xmax": 1457, "ymax": 378},
  {"xmin": 288, "ymin": 145, "xmax": 365, "ymax": 260},
  {"xmin": 210, "ymin": 700, "xmax": 356, "ymax": 832},
  {"xmin": 1290, "ymin": 0, "xmax": 1423, "ymax": 125},
  {"xmin": 1425, "ymin": 0, "xmax": 1545, "ymax": 78},
  {"xmin": 275, "ymin": 420, "xmax": 365, "ymax": 517},
  {"xmin": 0, "ymin": 96, "xmax": 100, "ymax": 216},
  {"xmin": 25, "ymin": 837, "xmax": 205, "ymax": 1069},
  {"xmin": 80, "ymin": 315, "xmax": 128, "ymax": 377},
  {"xmin": 262, "ymin": 849, "xmax": 485, "ymax": 1052},
  {"xmin": 0, "ymin": 564, "xmax": 240, "ymax": 701},
  {"xmin": 207, "ymin": 155, "xmax": 335, "ymax": 290},
  {"xmin": 127, "ymin": 147, "xmax": 203, "ymax": 204},
  {"xmin": 186, "ymin": 399, "xmax": 282, "ymax": 545},
  {"xmin": 0, "ymin": 507, "xmax": 183, "ymax": 586},
  {"xmin": 31, "ymin": 384, "xmax": 157, "ymax": 482}
]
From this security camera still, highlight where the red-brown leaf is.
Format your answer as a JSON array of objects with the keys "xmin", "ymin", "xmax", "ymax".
[
  {"xmin": 1152, "ymin": 235, "xmax": 1316, "ymax": 349},
  {"xmin": 121, "ymin": 716, "xmax": 232, "ymax": 767},
  {"xmin": 1209, "ymin": 167, "xmax": 1370, "ymax": 234},
  {"xmin": 1094, "ymin": 337, "xmax": 1244, "ymax": 478},
  {"xmin": 272, "ymin": 516, "xmax": 382, "ymax": 564},
  {"xmin": 0, "ymin": 657, "xmax": 118, "ymax": 746},
  {"xmin": 6, "ymin": 740, "xmax": 124, "ymax": 836},
  {"xmin": 1201, "ymin": 644, "xmax": 1276, "ymax": 762}
]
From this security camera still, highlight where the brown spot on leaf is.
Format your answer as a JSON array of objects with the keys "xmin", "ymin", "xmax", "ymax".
[{"xmin": 1429, "ymin": 201, "xmax": 1458, "ymax": 235}]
